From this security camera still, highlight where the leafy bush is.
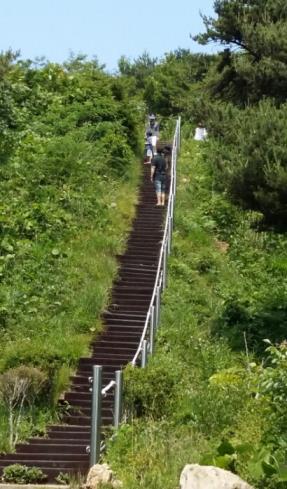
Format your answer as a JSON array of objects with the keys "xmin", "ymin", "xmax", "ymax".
[
  {"xmin": 105, "ymin": 140, "xmax": 287, "ymax": 489},
  {"xmin": 55, "ymin": 471, "xmax": 70, "ymax": 484},
  {"xmin": 123, "ymin": 357, "xmax": 182, "ymax": 419},
  {"xmin": 207, "ymin": 100, "xmax": 287, "ymax": 229},
  {"xmin": 2, "ymin": 464, "xmax": 47, "ymax": 483},
  {"xmin": 260, "ymin": 341, "xmax": 287, "ymax": 435},
  {"xmin": 0, "ymin": 366, "xmax": 47, "ymax": 448},
  {"xmin": 201, "ymin": 439, "xmax": 287, "ymax": 486},
  {"xmin": 0, "ymin": 52, "xmax": 142, "ymax": 450},
  {"xmin": 215, "ymin": 292, "xmax": 287, "ymax": 353}
]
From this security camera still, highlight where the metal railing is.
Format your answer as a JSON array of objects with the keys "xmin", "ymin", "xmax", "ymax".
[
  {"xmin": 88, "ymin": 367, "xmax": 123, "ymax": 466},
  {"xmin": 87, "ymin": 117, "xmax": 181, "ymax": 466},
  {"xmin": 131, "ymin": 116, "xmax": 181, "ymax": 366}
]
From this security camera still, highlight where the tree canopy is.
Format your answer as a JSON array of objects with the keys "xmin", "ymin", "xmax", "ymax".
[{"xmin": 194, "ymin": 0, "xmax": 287, "ymax": 103}]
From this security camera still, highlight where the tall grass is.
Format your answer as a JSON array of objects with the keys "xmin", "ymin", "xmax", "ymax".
[
  {"xmin": 104, "ymin": 139, "xmax": 281, "ymax": 488},
  {"xmin": 0, "ymin": 152, "xmax": 140, "ymax": 451}
]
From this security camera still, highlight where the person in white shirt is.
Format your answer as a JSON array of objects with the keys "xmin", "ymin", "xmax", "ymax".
[
  {"xmin": 146, "ymin": 129, "xmax": 157, "ymax": 157},
  {"xmin": 194, "ymin": 122, "xmax": 208, "ymax": 141},
  {"xmin": 146, "ymin": 114, "xmax": 160, "ymax": 154},
  {"xmin": 144, "ymin": 131, "xmax": 154, "ymax": 164}
]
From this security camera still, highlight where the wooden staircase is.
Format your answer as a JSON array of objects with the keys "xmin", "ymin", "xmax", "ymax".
[{"xmin": 0, "ymin": 164, "xmax": 167, "ymax": 483}]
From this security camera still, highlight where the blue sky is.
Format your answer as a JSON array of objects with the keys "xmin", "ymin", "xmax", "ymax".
[{"xmin": 0, "ymin": 0, "xmax": 217, "ymax": 71}]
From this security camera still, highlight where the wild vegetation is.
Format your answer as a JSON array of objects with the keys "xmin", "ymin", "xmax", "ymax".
[
  {"xmin": 1, "ymin": 0, "xmax": 287, "ymax": 487},
  {"xmin": 103, "ymin": 1, "xmax": 287, "ymax": 488},
  {"xmin": 105, "ymin": 140, "xmax": 287, "ymax": 488},
  {"xmin": 0, "ymin": 51, "xmax": 143, "ymax": 450}
]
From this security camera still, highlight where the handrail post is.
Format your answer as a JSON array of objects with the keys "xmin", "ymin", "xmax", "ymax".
[
  {"xmin": 155, "ymin": 285, "xmax": 161, "ymax": 328},
  {"xmin": 141, "ymin": 339, "xmax": 148, "ymax": 368},
  {"xmin": 162, "ymin": 243, "xmax": 167, "ymax": 290},
  {"xmin": 168, "ymin": 195, "xmax": 174, "ymax": 254},
  {"xmin": 170, "ymin": 194, "xmax": 174, "ymax": 219},
  {"xmin": 149, "ymin": 306, "xmax": 155, "ymax": 355},
  {"xmin": 177, "ymin": 116, "xmax": 181, "ymax": 151},
  {"xmin": 89, "ymin": 365, "xmax": 102, "ymax": 467},
  {"xmin": 114, "ymin": 370, "xmax": 123, "ymax": 429},
  {"xmin": 174, "ymin": 164, "xmax": 177, "ymax": 197},
  {"xmin": 172, "ymin": 154, "xmax": 177, "ymax": 198},
  {"xmin": 168, "ymin": 216, "xmax": 172, "ymax": 254}
]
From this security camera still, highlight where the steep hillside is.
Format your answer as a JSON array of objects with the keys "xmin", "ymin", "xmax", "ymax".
[
  {"xmin": 105, "ymin": 139, "xmax": 287, "ymax": 489},
  {"xmin": 0, "ymin": 54, "xmax": 143, "ymax": 451}
]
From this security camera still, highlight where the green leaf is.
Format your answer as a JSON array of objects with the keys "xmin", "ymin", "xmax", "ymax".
[
  {"xmin": 247, "ymin": 461, "xmax": 264, "ymax": 480},
  {"xmin": 277, "ymin": 464, "xmax": 287, "ymax": 482},
  {"xmin": 200, "ymin": 453, "xmax": 215, "ymax": 466},
  {"xmin": 262, "ymin": 460, "xmax": 277, "ymax": 477},
  {"xmin": 235, "ymin": 443, "xmax": 254, "ymax": 455},
  {"xmin": 217, "ymin": 439, "xmax": 235, "ymax": 456},
  {"xmin": 214, "ymin": 454, "xmax": 236, "ymax": 470}
]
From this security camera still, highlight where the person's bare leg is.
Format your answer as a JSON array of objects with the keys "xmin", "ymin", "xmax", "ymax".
[
  {"xmin": 161, "ymin": 192, "xmax": 165, "ymax": 206},
  {"xmin": 156, "ymin": 192, "xmax": 161, "ymax": 206}
]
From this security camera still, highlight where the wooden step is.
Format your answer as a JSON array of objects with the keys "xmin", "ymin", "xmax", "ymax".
[{"xmin": 0, "ymin": 146, "xmax": 169, "ymax": 479}]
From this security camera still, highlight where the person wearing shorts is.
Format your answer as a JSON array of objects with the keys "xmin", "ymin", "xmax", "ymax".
[
  {"xmin": 146, "ymin": 114, "xmax": 160, "ymax": 155},
  {"xmin": 151, "ymin": 149, "xmax": 167, "ymax": 207},
  {"xmin": 144, "ymin": 130, "xmax": 154, "ymax": 164}
]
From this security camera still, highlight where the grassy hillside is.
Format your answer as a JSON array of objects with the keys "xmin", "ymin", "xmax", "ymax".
[
  {"xmin": 1, "ymin": 2, "xmax": 287, "ymax": 476},
  {"xmin": 0, "ymin": 55, "xmax": 143, "ymax": 450},
  {"xmin": 105, "ymin": 139, "xmax": 287, "ymax": 489},
  {"xmin": 107, "ymin": 6, "xmax": 287, "ymax": 483}
]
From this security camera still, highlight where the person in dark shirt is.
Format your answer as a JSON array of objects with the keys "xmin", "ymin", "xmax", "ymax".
[
  {"xmin": 145, "ymin": 114, "xmax": 160, "ymax": 138},
  {"xmin": 151, "ymin": 148, "xmax": 168, "ymax": 206}
]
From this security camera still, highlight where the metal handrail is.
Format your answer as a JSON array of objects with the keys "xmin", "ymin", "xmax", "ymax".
[
  {"xmin": 131, "ymin": 117, "xmax": 181, "ymax": 366},
  {"xmin": 88, "ymin": 118, "xmax": 180, "ymax": 465},
  {"xmin": 101, "ymin": 380, "xmax": 115, "ymax": 397}
]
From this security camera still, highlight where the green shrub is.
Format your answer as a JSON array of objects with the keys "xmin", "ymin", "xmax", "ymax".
[
  {"xmin": 105, "ymin": 139, "xmax": 287, "ymax": 489},
  {"xmin": 210, "ymin": 100, "xmax": 287, "ymax": 229},
  {"xmin": 260, "ymin": 341, "xmax": 287, "ymax": 435},
  {"xmin": 201, "ymin": 439, "xmax": 287, "ymax": 487},
  {"xmin": 2, "ymin": 464, "xmax": 47, "ymax": 483},
  {"xmin": 214, "ymin": 289, "xmax": 287, "ymax": 353},
  {"xmin": 55, "ymin": 471, "xmax": 70, "ymax": 485},
  {"xmin": 0, "ymin": 52, "xmax": 142, "ymax": 450},
  {"xmin": 123, "ymin": 357, "xmax": 182, "ymax": 419}
]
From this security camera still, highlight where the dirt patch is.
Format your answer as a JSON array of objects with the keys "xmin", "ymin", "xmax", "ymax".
[{"xmin": 215, "ymin": 239, "xmax": 229, "ymax": 253}]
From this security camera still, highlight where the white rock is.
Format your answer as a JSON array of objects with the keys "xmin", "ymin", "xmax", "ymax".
[
  {"xmin": 179, "ymin": 464, "xmax": 254, "ymax": 489},
  {"xmin": 84, "ymin": 463, "xmax": 122, "ymax": 489}
]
